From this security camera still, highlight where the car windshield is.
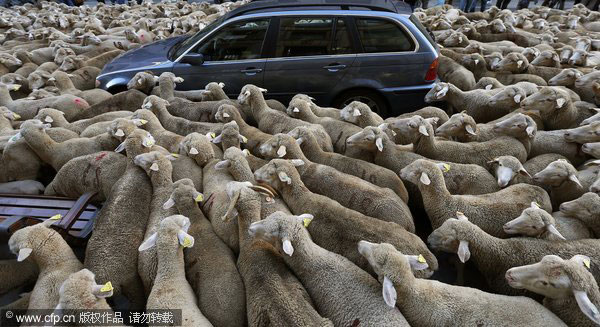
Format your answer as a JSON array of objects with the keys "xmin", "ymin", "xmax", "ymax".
[{"xmin": 168, "ymin": 15, "xmax": 227, "ymax": 60}]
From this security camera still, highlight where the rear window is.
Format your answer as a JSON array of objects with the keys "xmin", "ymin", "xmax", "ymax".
[
  {"xmin": 409, "ymin": 14, "xmax": 438, "ymax": 51},
  {"xmin": 355, "ymin": 17, "xmax": 414, "ymax": 53}
]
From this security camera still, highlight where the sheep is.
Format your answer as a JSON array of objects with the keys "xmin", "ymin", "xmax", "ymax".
[
  {"xmin": 459, "ymin": 53, "xmax": 549, "ymax": 86},
  {"xmin": 400, "ymin": 159, "xmax": 552, "ymax": 238},
  {"xmin": 59, "ymin": 49, "xmax": 124, "ymax": 72},
  {"xmin": 493, "ymin": 52, "xmax": 582, "ymax": 82},
  {"xmin": 487, "ymin": 154, "xmax": 568, "ymax": 193},
  {"xmin": 253, "ymin": 159, "xmax": 438, "ymax": 277},
  {"xmin": 437, "ymin": 55, "xmax": 476, "ymax": 91},
  {"xmin": 548, "ymin": 68, "xmax": 585, "ymax": 88},
  {"xmin": 68, "ymin": 66, "xmax": 102, "ymax": 91},
  {"xmin": 339, "ymin": 101, "xmax": 384, "ymax": 128},
  {"xmin": 134, "ymin": 151, "xmax": 178, "ymax": 294},
  {"xmin": 19, "ymin": 119, "xmax": 121, "ymax": 171},
  {"xmin": 258, "ymin": 133, "xmax": 414, "ymax": 230},
  {"xmin": 425, "ymin": 82, "xmax": 520, "ymax": 123},
  {"xmin": 212, "ymin": 120, "xmax": 245, "ymax": 152},
  {"xmin": 0, "ymin": 259, "xmax": 38, "ymax": 294},
  {"xmin": 582, "ymin": 142, "xmax": 600, "ymax": 158},
  {"xmin": 570, "ymin": 49, "xmax": 600, "ymax": 67},
  {"xmin": 564, "ymin": 121, "xmax": 600, "ymax": 144},
  {"xmin": 48, "ymin": 70, "xmax": 112, "ymax": 105},
  {"xmin": 141, "ymin": 95, "xmax": 222, "ymax": 140},
  {"xmin": 44, "ymin": 151, "xmax": 127, "ymax": 201},
  {"xmin": 33, "ymin": 108, "xmax": 133, "ymax": 135},
  {"xmin": 72, "ymin": 89, "xmax": 147, "ymax": 121},
  {"xmin": 291, "ymin": 94, "xmax": 340, "ymax": 119},
  {"xmin": 0, "ymin": 180, "xmax": 45, "ymax": 194},
  {"xmin": 519, "ymin": 86, "xmax": 593, "ymax": 130},
  {"xmin": 225, "ymin": 181, "xmax": 332, "ymax": 326},
  {"xmin": 238, "ymin": 85, "xmax": 334, "ymax": 152},
  {"xmin": 8, "ymin": 219, "xmax": 83, "ymax": 313},
  {"xmin": 346, "ymin": 125, "xmax": 500, "ymax": 195},
  {"xmin": 84, "ymin": 129, "xmax": 155, "ymax": 310},
  {"xmin": 428, "ymin": 215, "xmax": 600, "ymax": 296},
  {"xmin": 287, "ymin": 126, "xmax": 408, "ymax": 200},
  {"xmin": 285, "ymin": 97, "xmax": 364, "ymax": 155},
  {"xmin": 435, "ymin": 111, "xmax": 500, "ymax": 143},
  {"xmin": 533, "ymin": 159, "xmax": 597, "ymax": 208},
  {"xmin": 248, "ymin": 211, "xmax": 411, "ymax": 327},
  {"xmin": 138, "ymin": 215, "xmax": 213, "ymax": 327},
  {"xmin": 560, "ymin": 193, "xmax": 600, "ymax": 236},
  {"xmin": 131, "ymin": 109, "xmax": 185, "ymax": 153},
  {"xmin": 531, "ymin": 50, "xmax": 562, "ymax": 68},
  {"xmin": 214, "ymin": 104, "xmax": 272, "ymax": 156},
  {"xmin": 358, "ymin": 241, "xmax": 567, "ymax": 327},
  {"xmin": 503, "ymin": 202, "xmax": 592, "ymax": 240},
  {"xmin": 411, "ymin": 116, "xmax": 527, "ymax": 167},
  {"xmin": 390, "ymin": 106, "xmax": 450, "ymax": 126},
  {"xmin": 55, "ymin": 269, "xmax": 114, "ymax": 312},
  {"xmin": 166, "ymin": 180, "xmax": 246, "ymax": 327},
  {"xmin": 506, "ymin": 255, "xmax": 600, "ymax": 326}
]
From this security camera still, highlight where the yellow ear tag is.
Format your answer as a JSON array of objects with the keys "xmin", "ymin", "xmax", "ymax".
[
  {"xmin": 100, "ymin": 281, "xmax": 113, "ymax": 292},
  {"xmin": 417, "ymin": 254, "xmax": 427, "ymax": 264},
  {"xmin": 170, "ymin": 153, "xmax": 179, "ymax": 158},
  {"xmin": 195, "ymin": 194, "xmax": 204, "ymax": 202},
  {"xmin": 443, "ymin": 163, "xmax": 451, "ymax": 172},
  {"xmin": 13, "ymin": 113, "xmax": 21, "ymax": 120},
  {"xmin": 49, "ymin": 214, "xmax": 62, "ymax": 220},
  {"xmin": 303, "ymin": 218, "xmax": 311, "ymax": 228},
  {"xmin": 182, "ymin": 236, "xmax": 193, "ymax": 248},
  {"xmin": 241, "ymin": 136, "xmax": 248, "ymax": 143},
  {"xmin": 140, "ymin": 119, "xmax": 148, "ymax": 125},
  {"xmin": 584, "ymin": 259, "xmax": 591, "ymax": 269},
  {"xmin": 211, "ymin": 133, "xmax": 216, "ymax": 138}
]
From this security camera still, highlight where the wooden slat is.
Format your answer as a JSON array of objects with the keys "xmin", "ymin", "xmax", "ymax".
[
  {"xmin": 0, "ymin": 207, "xmax": 97, "ymax": 219},
  {"xmin": 0, "ymin": 197, "xmax": 77, "ymax": 207}
]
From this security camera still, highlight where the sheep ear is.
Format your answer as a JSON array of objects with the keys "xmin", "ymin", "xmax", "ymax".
[
  {"xmin": 295, "ymin": 137, "xmax": 304, "ymax": 145},
  {"xmin": 277, "ymin": 145, "xmax": 287, "ymax": 158},
  {"xmin": 215, "ymin": 160, "xmax": 230, "ymax": 170},
  {"xmin": 406, "ymin": 254, "xmax": 429, "ymax": 271},
  {"xmin": 525, "ymin": 125, "xmax": 536, "ymax": 137},
  {"xmin": 177, "ymin": 230, "xmax": 194, "ymax": 248},
  {"xmin": 92, "ymin": 282, "xmax": 114, "ymax": 298},
  {"xmin": 114, "ymin": 142, "xmax": 126, "ymax": 153},
  {"xmin": 218, "ymin": 82, "xmax": 225, "ymax": 88},
  {"xmin": 149, "ymin": 162, "xmax": 159, "ymax": 171},
  {"xmin": 465, "ymin": 124, "xmax": 476, "ymax": 136},
  {"xmin": 138, "ymin": 233, "xmax": 157, "ymax": 251},
  {"xmin": 239, "ymin": 135, "xmax": 247, "ymax": 143},
  {"xmin": 114, "ymin": 128, "xmax": 125, "ymax": 137},
  {"xmin": 212, "ymin": 133, "xmax": 222, "ymax": 144},
  {"xmin": 258, "ymin": 87, "xmax": 267, "ymax": 93},
  {"xmin": 418, "ymin": 124, "xmax": 430, "ymax": 136},
  {"xmin": 569, "ymin": 174, "xmax": 582, "ymax": 188},
  {"xmin": 382, "ymin": 276, "xmax": 397, "ymax": 308},
  {"xmin": 290, "ymin": 159, "xmax": 305, "ymax": 167},
  {"xmin": 375, "ymin": 137, "xmax": 384, "ymax": 151},
  {"xmin": 436, "ymin": 85, "xmax": 449, "ymax": 98},
  {"xmin": 546, "ymin": 224, "xmax": 566, "ymax": 240},
  {"xmin": 530, "ymin": 201, "xmax": 540, "ymax": 209},
  {"xmin": 282, "ymin": 238, "xmax": 294, "ymax": 256},
  {"xmin": 513, "ymin": 94, "xmax": 522, "ymax": 103},
  {"xmin": 420, "ymin": 172, "xmax": 431, "ymax": 185},
  {"xmin": 189, "ymin": 147, "xmax": 199, "ymax": 155},
  {"xmin": 163, "ymin": 196, "xmax": 175, "ymax": 209},
  {"xmin": 278, "ymin": 171, "xmax": 292, "ymax": 184},
  {"xmin": 517, "ymin": 60, "xmax": 524, "ymax": 68},
  {"xmin": 574, "ymin": 290, "xmax": 600, "ymax": 325},
  {"xmin": 17, "ymin": 248, "xmax": 33, "ymax": 262},
  {"xmin": 352, "ymin": 108, "xmax": 361, "ymax": 117},
  {"xmin": 519, "ymin": 168, "xmax": 532, "ymax": 178},
  {"xmin": 485, "ymin": 84, "xmax": 493, "ymax": 90},
  {"xmin": 458, "ymin": 240, "xmax": 471, "ymax": 263},
  {"xmin": 556, "ymin": 98, "xmax": 565, "ymax": 108}
]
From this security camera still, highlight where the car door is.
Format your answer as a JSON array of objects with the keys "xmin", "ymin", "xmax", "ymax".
[
  {"xmin": 263, "ymin": 16, "xmax": 357, "ymax": 105},
  {"xmin": 172, "ymin": 18, "xmax": 271, "ymax": 97}
]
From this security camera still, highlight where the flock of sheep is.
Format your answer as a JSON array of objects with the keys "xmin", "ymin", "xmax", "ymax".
[{"xmin": 1, "ymin": 0, "xmax": 600, "ymax": 326}]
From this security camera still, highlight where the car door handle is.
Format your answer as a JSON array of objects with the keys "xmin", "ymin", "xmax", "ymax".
[
  {"xmin": 322, "ymin": 64, "xmax": 347, "ymax": 72},
  {"xmin": 240, "ymin": 68, "xmax": 263, "ymax": 75}
]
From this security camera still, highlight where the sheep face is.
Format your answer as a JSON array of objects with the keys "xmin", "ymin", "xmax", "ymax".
[
  {"xmin": 558, "ymin": 47, "xmax": 574, "ymax": 64},
  {"xmin": 248, "ymin": 211, "xmax": 312, "ymax": 257},
  {"xmin": 237, "ymin": 84, "xmax": 266, "ymax": 105},
  {"xmin": 484, "ymin": 53, "xmax": 503, "ymax": 70},
  {"xmin": 489, "ymin": 86, "xmax": 526, "ymax": 108},
  {"xmin": 427, "ymin": 217, "xmax": 468, "ymax": 258},
  {"xmin": 520, "ymin": 87, "xmax": 568, "ymax": 113},
  {"xmin": 488, "ymin": 156, "xmax": 530, "ymax": 188},
  {"xmin": 346, "ymin": 127, "xmax": 382, "ymax": 152},
  {"xmin": 59, "ymin": 55, "xmax": 83, "ymax": 72},
  {"xmin": 142, "ymin": 95, "xmax": 169, "ymax": 112},
  {"xmin": 533, "ymin": 160, "xmax": 580, "ymax": 187},
  {"xmin": 521, "ymin": 47, "xmax": 540, "ymax": 62},
  {"xmin": 460, "ymin": 53, "xmax": 486, "ymax": 71},
  {"xmin": 0, "ymin": 53, "xmax": 22, "ymax": 68},
  {"xmin": 548, "ymin": 69, "xmax": 582, "ymax": 86},
  {"xmin": 494, "ymin": 113, "xmax": 536, "ymax": 139},
  {"xmin": 8, "ymin": 220, "xmax": 56, "ymax": 262},
  {"xmin": 493, "ymin": 53, "xmax": 527, "ymax": 72},
  {"xmin": 254, "ymin": 159, "xmax": 302, "ymax": 191},
  {"xmin": 503, "ymin": 203, "xmax": 558, "ymax": 238},
  {"xmin": 490, "ymin": 19, "xmax": 506, "ymax": 33},
  {"xmin": 340, "ymin": 101, "xmax": 369, "ymax": 124},
  {"xmin": 564, "ymin": 122, "xmax": 600, "ymax": 143},
  {"xmin": 442, "ymin": 32, "xmax": 466, "ymax": 47},
  {"xmin": 59, "ymin": 269, "xmax": 113, "ymax": 309},
  {"xmin": 569, "ymin": 50, "xmax": 588, "ymax": 66},
  {"xmin": 424, "ymin": 83, "xmax": 449, "ymax": 102},
  {"xmin": 54, "ymin": 48, "xmax": 76, "ymax": 65},
  {"xmin": 582, "ymin": 142, "xmax": 600, "ymax": 158},
  {"xmin": 259, "ymin": 134, "xmax": 295, "ymax": 159},
  {"xmin": 179, "ymin": 133, "xmax": 215, "ymax": 166},
  {"xmin": 127, "ymin": 72, "xmax": 157, "ymax": 91},
  {"xmin": 214, "ymin": 104, "xmax": 237, "ymax": 123},
  {"xmin": 505, "ymin": 255, "xmax": 595, "ymax": 311},
  {"xmin": 531, "ymin": 50, "xmax": 559, "ymax": 68},
  {"xmin": 134, "ymin": 151, "xmax": 171, "ymax": 175},
  {"xmin": 286, "ymin": 98, "xmax": 311, "ymax": 119},
  {"xmin": 559, "ymin": 192, "xmax": 600, "ymax": 219},
  {"xmin": 28, "ymin": 72, "xmax": 51, "ymax": 90}
]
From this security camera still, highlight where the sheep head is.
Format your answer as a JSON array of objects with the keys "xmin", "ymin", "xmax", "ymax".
[
  {"xmin": 582, "ymin": 142, "xmax": 600, "ymax": 158},
  {"xmin": 533, "ymin": 159, "xmax": 582, "ymax": 188},
  {"xmin": 178, "ymin": 132, "xmax": 215, "ymax": 167},
  {"xmin": 548, "ymin": 68, "xmax": 582, "ymax": 86},
  {"xmin": 520, "ymin": 87, "xmax": 569, "ymax": 113},
  {"xmin": 139, "ymin": 215, "xmax": 194, "ymax": 252},
  {"xmin": 564, "ymin": 121, "xmax": 600, "ymax": 143},
  {"xmin": 58, "ymin": 269, "xmax": 113, "ymax": 310},
  {"xmin": 487, "ymin": 155, "xmax": 531, "ymax": 188},
  {"xmin": 8, "ymin": 218, "xmax": 59, "ymax": 262},
  {"xmin": 286, "ymin": 98, "xmax": 312, "ymax": 119},
  {"xmin": 259, "ymin": 134, "xmax": 299, "ymax": 160},
  {"xmin": 503, "ymin": 202, "xmax": 564, "ymax": 239},
  {"xmin": 254, "ymin": 159, "xmax": 304, "ymax": 191},
  {"xmin": 339, "ymin": 101, "xmax": 370, "ymax": 124},
  {"xmin": 424, "ymin": 83, "xmax": 450, "ymax": 102},
  {"xmin": 237, "ymin": 84, "xmax": 267, "ymax": 105},
  {"xmin": 559, "ymin": 192, "xmax": 600, "ymax": 220},
  {"xmin": 134, "ymin": 151, "xmax": 173, "ymax": 176},
  {"xmin": 346, "ymin": 126, "xmax": 385, "ymax": 152},
  {"xmin": 248, "ymin": 211, "xmax": 313, "ymax": 257},
  {"xmin": 427, "ymin": 212, "xmax": 472, "ymax": 263},
  {"xmin": 505, "ymin": 255, "xmax": 600, "ymax": 326},
  {"xmin": 214, "ymin": 104, "xmax": 239, "ymax": 123},
  {"xmin": 163, "ymin": 179, "xmax": 203, "ymax": 210},
  {"xmin": 435, "ymin": 112, "xmax": 477, "ymax": 139}
]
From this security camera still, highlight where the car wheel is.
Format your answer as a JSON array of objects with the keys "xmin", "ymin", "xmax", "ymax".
[
  {"xmin": 333, "ymin": 90, "xmax": 389, "ymax": 116},
  {"xmin": 107, "ymin": 85, "xmax": 127, "ymax": 95}
]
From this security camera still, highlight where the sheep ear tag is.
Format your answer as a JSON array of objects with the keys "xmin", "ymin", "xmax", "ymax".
[
  {"xmin": 376, "ymin": 137, "xmax": 384, "ymax": 152},
  {"xmin": 100, "ymin": 281, "xmax": 113, "ymax": 293},
  {"xmin": 282, "ymin": 239, "xmax": 294, "ymax": 256},
  {"xmin": 420, "ymin": 172, "xmax": 431, "ymax": 185},
  {"xmin": 574, "ymin": 290, "xmax": 600, "ymax": 325},
  {"xmin": 556, "ymin": 98, "xmax": 565, "ymax": 108},
  {"xmin": 178, "ymin": 230, "xmax": 194, "ymax": 248},
  {"xmin": 382, "ymin": 276, "xmax": 397, "ymax": 308},
  {"xmin": 277, "ymin": 145, "xmax": 287, "ymax": 158},
  {"xmin": 517, "ymin": 60, "xmax": 523, "ymax": 68},
  {"xmin": 194, "ymin": 193, "xmax": 204, "ymax": 203},
  {"xmin": 17, "ymin": 248, "xmax": 33, "ymax": 262},
  {"xmin": 189, "ymin": 147, "xmax": 199, "ymax": 155}
]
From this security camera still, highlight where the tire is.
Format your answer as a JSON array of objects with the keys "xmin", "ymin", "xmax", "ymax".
[
  {"xmin": 333, "ymin": 89, "xmax": 389, "ymax": 117},
  {"xmin": 107, "ymin": 85, "xmax": 127, "ymax": 95}
]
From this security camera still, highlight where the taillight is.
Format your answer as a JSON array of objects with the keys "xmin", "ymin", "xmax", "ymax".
[{"xmin": 425, "ymin": 58, "xmax": 439, "ymax": 82}]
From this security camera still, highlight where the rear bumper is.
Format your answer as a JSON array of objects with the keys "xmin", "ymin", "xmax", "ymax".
[{"xmin": 379, "ymin": 83, "xmax": 436, "ymax": 116}]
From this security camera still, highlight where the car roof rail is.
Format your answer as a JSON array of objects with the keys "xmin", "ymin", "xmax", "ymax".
[{"xmin": 226, "ymin": 0, "xmax": 412, "ymax": 19}]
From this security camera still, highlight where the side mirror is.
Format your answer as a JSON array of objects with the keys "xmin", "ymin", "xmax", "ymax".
[{"xmin": 181, "ymin": 53, "xmax": 204, "ymax": 66}]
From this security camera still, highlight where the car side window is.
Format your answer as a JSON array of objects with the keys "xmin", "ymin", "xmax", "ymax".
[
  {"xmin": 274, "ymin": 17, "xmax": 353, "ymax": 57},
  {"xmin": 195, "ymin": 19, "xmax": 270, "ymax": 61},
  {"xmin": 355, "ymin": 18, "xmax": 414, "ymax": 53}
]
